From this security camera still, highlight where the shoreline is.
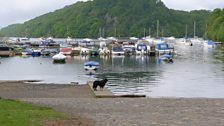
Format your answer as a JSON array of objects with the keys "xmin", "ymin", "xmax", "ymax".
[{"xmin": 1, "ymin": 81, "xmax": 224, "ymax": 126}]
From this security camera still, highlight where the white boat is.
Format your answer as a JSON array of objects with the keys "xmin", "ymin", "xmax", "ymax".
[
  {"xmin": 204, "ymin": 40, "xmax": 215, "ymax": 48},
  {"xmin": 80, "ymin": 48, "xmax": 90, "ymax": 55},
  {"xmin": 72, "ymin": 47, "xmax": 82, "ymax": 55},
  {"xmin": 135, "ymin": 43, "xmax": 148, "ymax": 55},
  {"xmin": 99, "ymin": 41, "xmax": 107, "ymax": 48},
  {"xmin": 156, "ymin": 43, "xmax": 172, "ymax": 55},
  {"xmin": 129, "ymin": 37, "xmax": 139, "ymax": 41},
  {"xmin": 84, "ymin": 61, "xmax": 100, "ymax": 71},
  {"xmin": 52, "ymin": 53, "xmax": 66, "ymax": 63},
  {"xmin": 122, "ymin": 45, "xmax": 135, "ymax": 55}
]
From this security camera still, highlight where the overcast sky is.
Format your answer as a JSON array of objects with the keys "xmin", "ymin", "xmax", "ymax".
[{"xmin": 0, "ymin": 0, "xmax": 224, "ymax": 29}]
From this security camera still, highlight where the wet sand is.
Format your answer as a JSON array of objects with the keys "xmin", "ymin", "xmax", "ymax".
[{"xmin": 1, "ymin": 81, "xmax": 224, "ymax": 126}]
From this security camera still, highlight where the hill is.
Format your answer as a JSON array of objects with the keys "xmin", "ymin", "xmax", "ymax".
[
  {"xmin": 206, "ymin": 8, "xmax": 224, "ymax": 42},
  {"xmin": 0, "ymin": 0, "xmax": 210, "ymax": 38}
]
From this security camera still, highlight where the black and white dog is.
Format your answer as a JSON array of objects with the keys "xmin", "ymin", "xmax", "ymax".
[{"xmin": 92, "ymin": 79, "xmax": 108, "ymax": 91}]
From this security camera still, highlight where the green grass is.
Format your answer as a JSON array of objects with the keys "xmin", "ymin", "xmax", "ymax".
[{"xmin": 0, "ymin": 98, "xmax": 63, "ymax": 126}]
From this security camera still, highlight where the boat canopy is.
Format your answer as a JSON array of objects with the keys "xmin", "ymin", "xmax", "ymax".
[
  {"xmin": 157, "ymin": 43, "xmax": 169, "ymax": 50},
  {"xmin": 84, "ymin": 61, "xmax": 100, "ymax": 66},
  {"xmin": 137, "ymin": 43, "xmax": 147, "ymax": 51},
  {"xmin": 23, "ymin": 48, "xmax": 33, "ymax": 53},
  {"xmin": 207, "ymin": 40, "xmax": 214, "ymax": 45},
  {"xmin": 52, "ymin": 53, "xmax": 66, "ymax": 60},
  {"xmin": 113, "ymin": 47, "xmax": 124, "ymax": 52}
]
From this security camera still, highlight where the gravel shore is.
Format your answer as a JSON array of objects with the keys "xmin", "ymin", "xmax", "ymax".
[{"xmin": 1, "ymin": 81, "xmax": 224, "ymax": 126}]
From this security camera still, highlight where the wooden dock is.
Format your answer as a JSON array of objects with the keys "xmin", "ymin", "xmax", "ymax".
[{"xmin": 88, "ymin": 81, "xmax": 146, "ymax": 98}]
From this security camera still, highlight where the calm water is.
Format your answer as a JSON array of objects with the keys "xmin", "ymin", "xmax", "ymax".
[{"xmin": 0, "ymin": 44, "xmax": 223, "ymax": 98}]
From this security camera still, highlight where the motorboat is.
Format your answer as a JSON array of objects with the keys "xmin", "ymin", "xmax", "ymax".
[
  {"xmin": 22, "ymin": 48, "xmax": 33, "ymax": 55},
  {"xmin": 60, "ymin": 47, "xmax": 72, "ymax": 55},
  {"xmin": 84, "ymin": 61, "xmax": 100, "ymax": 71},
  {"xmin": 41, "ymin": 49, "xmax": 51, "ymax": 56},
  {"xmin": 72, "ymin": 47, "xmax": 82, "ymax": 55},
  {"xmin": 80, "ymin": 48, "xmax": 90, "ymax": 55},
  {"xmin": 122, "ymin": 45, "xmax": 135, "ymax": 55},
  {"xmin": 52, "ymin": 53, "xmax": 67, "ymax": 63},
  {"xmin": 99, "ymin": 47, "xmax": 110, "ymax": 55},
  {"xmin": 89, "ymin": 47, "xmax": 99, "ymax": 56},
  {"xmin": 204, "ymin": 40, "xmax": 215, "ymax": 48},
  {"xmin": 32, "ymin": 49, "xmax": 41, "ymax": 57},
  {"xmin": 156, "ymin": 43, "xmax": 172, "ymax": 55},
  {"xmin": 112, "ymin": 47, "xmax": 124, "ymax": 55},
  {"xmin": 0, "ymin": 44, "xmax": 14, "ymax": 57},
  {"xmin": 135, "ymin": 43, "xmax": 148, "ymax": 55}
]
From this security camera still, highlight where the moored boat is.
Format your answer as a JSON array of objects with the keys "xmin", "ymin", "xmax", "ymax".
[
  {"xmin": 60, "ymin": 47, "xmax": 72, "ymax": 55},
  {"xmin": 89, "ymin": 47, "xmax": 99, "ymax": 56},
  {"xmin": 204, "ymin": 40, "xmax": 215, "ymax": 48},
  {"xmin": 22, "ymin": 48, "xmax": 33, "ymax": 55},
  {"xmin": 84, "ymin": 61, "xmax": 100, "ymax": 71},
  {"xmin": 99, "ymin": 47, "xmax": 110, "ymax": 55},
  {"xmin": 156, "ymin": 43, "xmax": 172, "ymax": 55},
  {"xmin": 80, "ymin": 48, "xmax": 90, "ymax": 55},
  {"xmin": 135, "ymin": 43, "xmax": 148, "ymax": 55},
  {"xmin": 0, "ymin": 44, "xmax": 14, "ymax": 57},
  {"xmin": 32, "ymin": 49, "xmax": 41, "ymax": 57},
  {"xmin": 52, "ymin": 53, "xmax": 67, "ymax": 63},
  {"xmin": 112, "ymin": 47, "xmax": 124, "ymax": 55},
  {"xmin": 122, "ymin": 45, "xmax": 135, "ymax": 55}
]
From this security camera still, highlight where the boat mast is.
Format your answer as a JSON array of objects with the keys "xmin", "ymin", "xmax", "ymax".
[
  {"xmin": 144, "ymin": 28, "xmax": 146, "ymax": 37},
  {"xmin": 102, "ymin": 28, "xmax": 105, "ymax": 38},
  {"xmin": 99, "ymin": 28, "xmax": 102, "ymax": 38},
  {"xmin": 194, "ymin": 21, "xmax": 196, "ymax": 38},
  {"xmin": 185, "ymin": 24, "xmax": 188, "ymax": 38},
  {"xmin": 157, "ymin": 20, "xmax": 159, "ymax": 38},
  {"xmin": 114, "ymin": 28, "xmax": 117, "ymax": 38},
  {"xmin": 161, "ymin": 28, "xmax": 164, "ymax": 37},
  {"xmin": 204, "ymin": 24, "xmax": 208, "ymax": 40}
]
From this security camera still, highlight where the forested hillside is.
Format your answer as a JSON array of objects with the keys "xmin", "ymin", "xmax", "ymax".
[
  {"xmin": 206, "ymin": 9, "xmax": 224, "ymax": 42},
  {"xmin": 1, "ymin": 0, "xmax": 210, "ymax": 38}
]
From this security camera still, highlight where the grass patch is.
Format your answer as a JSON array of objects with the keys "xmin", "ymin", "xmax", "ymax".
[{"xmin": 0, "ymin": 99, "xmax": 63, "ymax": 126}]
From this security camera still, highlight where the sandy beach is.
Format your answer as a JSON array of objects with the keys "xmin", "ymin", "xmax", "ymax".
[{"xmin": 0, "ymin": 81, "xmax": 224, "ymax": 126}]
